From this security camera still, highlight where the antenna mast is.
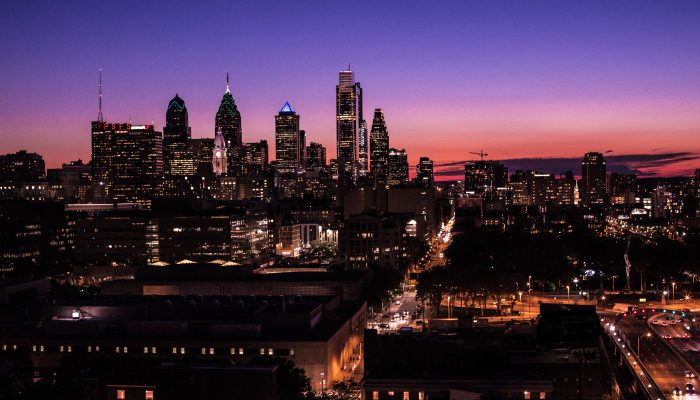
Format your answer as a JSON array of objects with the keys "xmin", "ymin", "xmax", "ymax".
[{"xmin": 98, "ymin": 69, "xmax": 103, "ymax": 122}]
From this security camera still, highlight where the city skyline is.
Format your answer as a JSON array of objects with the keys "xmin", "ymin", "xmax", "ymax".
[{"xmin": 2, "ymin": 1, "xmax": 700, "ymax": 177}]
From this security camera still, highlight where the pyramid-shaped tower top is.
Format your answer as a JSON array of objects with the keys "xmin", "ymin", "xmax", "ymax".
[{"xmin": 280, "ymin": 102, "xmax": 294, "ymax": 113}]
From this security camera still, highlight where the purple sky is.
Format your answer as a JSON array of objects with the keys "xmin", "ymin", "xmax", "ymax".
[{"xmin": 1, "ymin": 1, "xmax": 700, "ymax": 177}]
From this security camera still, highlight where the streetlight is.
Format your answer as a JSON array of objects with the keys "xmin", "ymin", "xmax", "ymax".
[
  {"xmin": 566, "ymin": 285, "xmax": 570, "ymax": 300},
  {"xmin": 672, "ymin": 281, "xmax": 676, "ymax": 301},
  {"xmin": 637, "ymin": 332, "xmax": 652, "ymax": 358}
]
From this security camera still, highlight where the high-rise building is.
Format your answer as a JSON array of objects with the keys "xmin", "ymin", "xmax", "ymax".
[
  {"xmin": 275, "ymin": 102, "xmax": 300, "ymax": 173},
  {"xmin": 243, "ymin": 140, "xmax": 269, "ymax": 171},
  {"xmin": 464, "ymin": 161, "xmax": 508, "ymax": 194},
  {"xmin": 0, "ymin": 150, "xmax": 45, "ymax": 182},
  {"xmin": 387, "ymin": 148, "xmax": 409, "ymax": 186},
  {"xmin": 306, "ymin": 142, "xmax": 327, "ymax": 170},
  {"xmin": 299, "ymin": 130, "xmax": 307, "ymax": 169},
  {"xmin": 188, "ymin": 138, "xmax": 214, "ymax": 176},
  {"xmin": 336, "ymin": 69, "xmax": 358, "ymax": 181},
  {"xmin": 416, "ymin": 157, "xmax": 434, "ymax": 187},
  {"xmin": 369, "ymin": 108, "xmax": 389, "ymax": 180},
  {"xmin": 356, "ymin": 82, "xmax": 368, "ymax": 177},
  {"xmin": 215, "ymin": 74, "xmax": 243, "ymax": 164},
  {"xmin": 212, "ymin": 127, "xmax": 227, "ymax": 176},
  {"xmin": 581, "ymin": 152, "xmax": 607, "ymax": 205},
  {"xmin": 91, "ymin": 122, "xmax": 162, "ymax": 205},
  {"xmin": 163, "ymin": 94, "xmax": 191, "ymax": 176}
]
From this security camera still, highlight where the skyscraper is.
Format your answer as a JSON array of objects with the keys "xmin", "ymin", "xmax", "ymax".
[
  {"xmin": 212, "ymin": 127, "xmax": 227, "ymax": 176},
  {"xmin": 306, "ymin": 142, "xmax": 327, "ymax": 170},
  {"xmin": 299, "ymin": 130, "xmax": 307, "ymax": 169},
  {"xmin": 464, "ymin": 161, "xmax": 508, "ymax": 194},
  {"xmin": 356, "ymin": 82, "xmax": 368, "ymax": 177},
  {"xmin": 387, "ymin": 148, "xmax": 409, "ymax": 186},
  {"xmin": 581, "ymin": 152, "xmax": 607, "ymax": 205},
  {"xmin": 275, "ymin": 102, "xmax": 300, "ymax": 173},
  {"xmin": 416, "ymin": 157, "xmax": 434, "ymax": 187},
  {"xmin": 215, "ymin": 73, "xmax": 243, "ymax": 155},
  {"xmin": 91, "ymin": 122, "xmax": 162, "ymax": 205},
  {"xmin": 336, "ymin": 69, "xmax": 358, "ymax": 181},
  {"xmin": 370, "ymin": 108, "xmax": 389, "ymax": 179},
  {"xmin": 243, "ymin": 140, "xmax": 269, "ymax": 171},
  {"xmin": 163, "ymin": 94, "xmax": 191, "ymax": 176}
]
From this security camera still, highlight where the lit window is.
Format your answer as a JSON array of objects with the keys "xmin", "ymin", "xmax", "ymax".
[
  {"xmin": 151, "ymin": 347, "xmax": 156, "ymax": 354},
  {"xmin": 145, "ymin": 390, "xmax": 154, "ymax": 400},
  {"xmin": 172, "ymin": 347, "xmax": 177, "ymax": 354},
  {"xmin": 239, "ymin": 348, "xmax": 244, "ymax": 355},
  {"xmin": 268, "ymin": 348, "xmax": 274, "ymax": 355},
  {"xmin": 180, "ymin": 347, "xmax": 185, "ymax": 354},
  {"xmin": 67, "ymin": 346, "xmax": 72, "ymax": 353},
  {"xmin": 117, "ymin": 389, "xmax": 125, "ymax": 400},
  {"xmin": 290, "ymin": 348, "xmax": 295, "ymax": 356},
  {"xmin": 32, "ymin": 345, "xmax": 37, "ymax": 352},
  {"xmin": 60, "ymin": 346, "xmax": 65, "ymax": 353},
  {"xmin": 418, "ymin": 392, "xmax": 425, "ymax": 400},
  {"xmin": 260, "ymin": 348, "xmax": 265, "ymax": 355},
  {"xmin": 201, "ymin": 348, "xmax": 206, "ymax": 355},
  {"xmin": 388, "ymin": 391, "xmax": 395, "ymax": 396},
  {"xmin": 230, "ymin": 348, "xmax": 235, "ymax": 355},
  {"xmin": 209, "ymin": 348, "xmax": 215, "ymax": 355},
  {"xmin": 144, "ymin": 347, "xmax": 149, "ymax": 354},
  {"xmin": 40, "ymin": 345, "xmax": 44, "ymax": 352},
  {"xmin": 95, "ymin": 346, "xmax": 100, "ymax": 352},
  {"xmin": 524, "ymin": 391, "xmax": 531, "ymax": 400},
  {"xmin": 403, "ymin": 392, "xmax": 409, "ymax": 400},
  {"xmin": 123, "ymin": 347, "xmax": 128, "ymax": 353},
  {"xmin": 539, "ymin": 393, "xmax": 545, "ymax": 400},
  {"xmin": 373, "ymin": 391, "xmax": 379, "ymax": 400},
  {"xmin": 88, "ymin": 346, "xmax": 92, "ymax": 353}
]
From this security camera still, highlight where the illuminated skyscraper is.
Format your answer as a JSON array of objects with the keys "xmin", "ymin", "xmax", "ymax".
[
  {"xmin": 91, "ymin": 122, "xmax": 162, "ymax": 205},
  {"xmin": 416, "ymin": 157, "xmax": 434, "ymax": 187},
  {"xmin": 336, "ymin": 69, "xmax": 358, "ymax": 181},
  {"xmin": 464, "ymin": 161, "xmax": 508, "ymax": 194},
  {"xmin": 243, "ymin": 140, "xmax": 269, "ymax": 171},
  {"xmin": 299, "ymin": 130, "xmax": 307, "ymax": 169},
  {"xmin": 163, "ymin": 94, "xmax": 192, "ymax": 176},
  {"xmin": 387, "ymin": 148, "xmax": 408, "ymax": 186},
  {"xmin": 275, "ymin": 102, "xmax": 300, "ymax": 173},
  {"xmin": 369, "ymin": 108, "xmax": 389, "ymax": 179},
  {"xmin": 581, "ymin": 152, "xmax": 607, "ymax": 205},
  {"xmin": 212, "ymin": 127, "xmax": 227, "ymax": 176},
  {"xmin": 215, "ymin": 73, "xmax": 243, "ymax": 152},
  {"xmin": 356, "ymin": 83, "xmax": 368, "ymax": 177}
]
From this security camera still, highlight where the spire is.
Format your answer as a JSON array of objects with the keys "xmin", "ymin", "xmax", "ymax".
[
  {"xmin": 226, "ymin": 72, "xmax": 230, "ymax": 94},
  {"xmin": 97, "ymin": 69, "xmax": 103, "ymax": 122},
  {"xmin": 280, "ymin": 102, "xmax": 294, "ymax": 113}
]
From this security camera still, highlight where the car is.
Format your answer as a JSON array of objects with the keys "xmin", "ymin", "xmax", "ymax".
[
  {"xmin": 673, "ymin": 386, "xmax": 682, "ymax": 396},
  {"xmin": 651, "ymin": 320, "xmax": 660, "ymax": 325},
  {"xmin": 662, "ymin": 334, "xmax": 672, "ymax": 339},
  {"xmin": 378, "ymin": 323, "xmax": 389, "ymax": 329},
  {"xmin": 661, "ymin": 322, "xmax": 669, "ymax": 327},
  {"xmin": 395, "ymin": 300, "xmax": 401, "ymax": 305},
  {"xmin": 682, "ymin": 333, "xmax": 692, "ymax": 339},
  {"xmin": 687, "ymin": 383, "xmax": 695, "ymax": 393},
  {"xmin": 686, "ymin": 371, "xmax": 695, "ymax": 379},
  {"xmin": 415, "ymin": 320, "xmax": 424, "ymax": 325}
]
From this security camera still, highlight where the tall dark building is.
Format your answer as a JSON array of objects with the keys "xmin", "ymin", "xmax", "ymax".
[
  {"xmin": 163, "ymin": 94, "xmax": 191, "ymax": 176},
  {"xmin": 243, "ymin": 140, "xmax": 269, "ymax": 171},
  {"xmin": 275, "ymin": 102, "xmax": 300, "ymax": 173},
  {"xmin": 581, "ymin": 152, "xmax": 607, "ymax": 205},
  {"xmin": 299, "ymin": 130, "xmax": 307, "ymax": 169},
  {"xmin": 216, "ymin": 74, "xmax": 243, "ymax": 151},
  {"xmin": 356, "ymin": 82, "xmax": 368, "ymax": 177},
  {"xmin": 387, "ymin": 148, "xmax": 408, "ymax": 186},
  {"xmin": 91, "ymin": 122, "xmax": 163, "ymax": 205},
  {"xmin": 336, "ymin": 69, "xmax": 358, "ymax": 181},
  {"xmin": 416, "ymin": 157, "xmax": 434, "ymax": 187},
  {"xmin": 306, "ymin": 142, "xmax": 327, "ymax": 170},
  {"xmin": 464, "ymin": 161, "xmax": 508, "ymax": 194},
  {"xmin": 0, "ymin": 150, "xmax": 45, "ymax": 182},
  {"xmin": 369, "ymin": 108, "xmax": 389, "ymax": 180}
]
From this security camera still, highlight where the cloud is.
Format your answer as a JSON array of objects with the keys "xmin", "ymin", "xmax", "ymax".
[{"xmin": 435, "ymin": 152, "xmax": 700, "ymax": 178}]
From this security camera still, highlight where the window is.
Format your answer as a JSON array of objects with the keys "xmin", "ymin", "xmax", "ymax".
[
  {"xmin": 201, "ymin": 348, "xmax": 206, "ymax": 355},
  {"xmin": 116, "ymin": 389, "xmax": 125, "ymax": 400},
  {"xmin": 151, "ymin": 347, "xmax": 157, "ymax": 354},
  {"xmin": 539, "ymin": 393, "xmax": 546, "ymax": 400},
  {"xmin": 180, "ymin": 347, "xmax": 185, "ymax": 354},
  {"xmin": 259, "ymin": 348, "xmax": 265, "ymax": 355},
  {"xmin": 88, "ymin": 346, "xmax": 92, "ymax": 353},
  {"xmin": 209, "ymin": 348, "xmax": 215, "ymax": 355},
  {"xmin": 145, "ymin": 390, "xmax": 154, "ymax": 400},
  {"xmin": 373, "ymin": 391, "xmax": 379, "ymax": 400},
  {"xmin": 32, "ymin": 345, "xmax": 37, "ymax": 352},
  {"xmin": 403, "ymin": 392, "xmax": 409, "ymax": 400},
  {"xmin": 123, "ymin": 347, "xmax": 128, "ymax": 353},
  {"xmin": 290, "ymin": 348, "xmax": 295, "ymax": 356},
  {"xmin": 95, "ymin": 346, "xmax": 100, "ymax": 352},
  {"xmin": 144, "ymin": 347, "xmax": 149, "ymax": 354},
  {"xmin": 268, "ymin": 348, "xmax": 274, "ymax": 355},
  {"xmin": 40, "ymin": 345, "xmax": 44, "ymax": 352},
  {"xmin": 60, "ymin": 346, "xmax": 65, "ymax": 353},
  {"xmin": 67, "ymin": 346, "xmax": 72, "ymax": 353},
  {"xmin": 230, "ymin": 348, "xmax": 235, "ymax": 355},
  {"xmin": 418, "ymin": 392, "xmax": 425, "ymax": 400},
  {"xmin": 115, "ymin": 346, "xmax": 120, "ymax": 353},
  {"xmin": 524, "ymin": 391, "xmax": 531, "ymax": 400},
  {"xmin": 172, "ymin": 347, "xmax": 177, "ymax": 354},
  {"xmin": 239, "ymin": 348, "xmax": 244, "ymax": 355}
]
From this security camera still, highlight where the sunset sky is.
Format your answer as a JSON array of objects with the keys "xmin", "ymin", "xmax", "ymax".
[{"xmin": 1, "ymin": 0, "xmax": 699, "ymax": 178}]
